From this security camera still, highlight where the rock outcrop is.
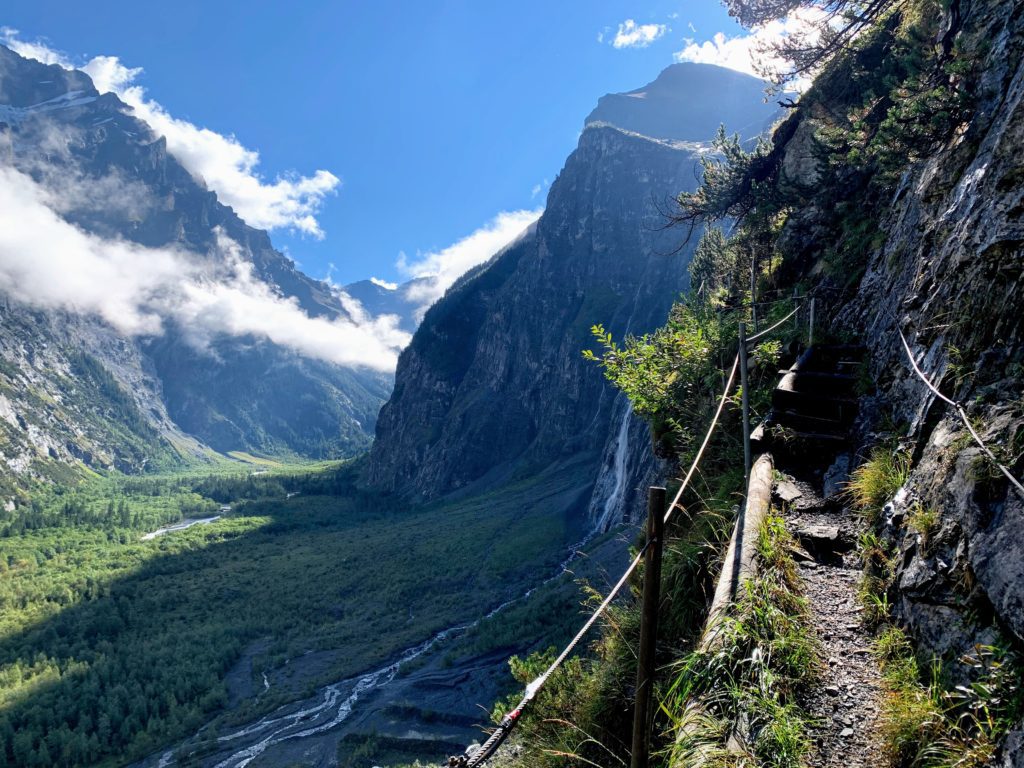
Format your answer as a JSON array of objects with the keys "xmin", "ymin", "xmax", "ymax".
[
  {"xmin": 769, "ymin": 0, "xmax": 1024, "ymax": 669},
  {"xmin": 368, "ymin": 64, "xmax": 780, "ymax": 527},
  {"xmin": 839, "ymin": 0, "xmax": 1024, "ymax": 656}
]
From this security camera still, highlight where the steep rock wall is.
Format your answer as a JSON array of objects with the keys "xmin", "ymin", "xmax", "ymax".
[
  {"xmin": 368, "ymin": 124, "xmax": 700, "ymax": 514},
  {"xmin": 0, "ymin": 45, "xmax": 391, "ymax": 491},
  {"xmin": 782, "ymin": 0, "xmax": 1024, "ymax": 662}
]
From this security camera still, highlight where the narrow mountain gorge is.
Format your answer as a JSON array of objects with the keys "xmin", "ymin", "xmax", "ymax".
[
  {"xmin": 368, "ymin": 63, "xmax": 779, "ymax": 528},
  {"xmin": 2, "ymin": 1, "xmax": 1023, "ymax": 766},
  {"xmin": 0, "ymin": 49, "xmax": 788, "ymax": 768}
]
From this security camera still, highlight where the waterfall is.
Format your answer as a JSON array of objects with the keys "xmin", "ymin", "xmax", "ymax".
[
  {"xmin": 588, "ymin": 295, "xmax": 650, "ymax": 533},
  {"xmin": 590, "ymin": 397, "xmax": 633, "ymax": 532}
]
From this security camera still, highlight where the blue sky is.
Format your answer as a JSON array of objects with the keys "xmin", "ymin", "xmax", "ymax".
[{"xmin": 1, "ymin": 1, "xmax": 762, "ymax": 287}]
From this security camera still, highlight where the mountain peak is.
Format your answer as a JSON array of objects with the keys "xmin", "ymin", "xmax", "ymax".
[
  {"xmin": 0, "ymin": 44, "xmax": 98, "ymax": 109},
  {"xmin": 585, "ymin": 62, "xmax": 774, "ymax": 143}
]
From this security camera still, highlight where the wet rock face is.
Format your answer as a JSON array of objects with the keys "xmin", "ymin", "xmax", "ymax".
[{"xmin": 802, "ymin": 0, "xmax": 1024, "ymax": 653}]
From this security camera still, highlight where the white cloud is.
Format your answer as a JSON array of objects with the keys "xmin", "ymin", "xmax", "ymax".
[
  {"xmin": 1, "ymin": 29, "xmax": 340, "ymax": 237},
  {"xmin": 611, "ymin": 20, "xmax": 667, "ymax": 49},
  {"xmin": 370, "ymin": 277, "xmax": 398, "ymax": 290},
  {"xmin": 0, "ymin": 165, "xmax": 408, "ymax": 370},
  {"xmin": 83, "ymin": 56, "xmax": 339, "ymax": 237},
  {"xmin": 0, "ymin": 27, "xmax": 70, "ymax": 66},
  {"xmin": 398, "ymin": 208, "xmax": 542, "ymax": 312},
  {"xmin": 673, "ymin": 8, "xmax": 826, "ymax": 90}
]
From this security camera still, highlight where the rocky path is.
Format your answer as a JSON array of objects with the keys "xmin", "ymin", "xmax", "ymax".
[{"xmin": 775, "ymin": 470, "xmax": 885, "ymax": 768}]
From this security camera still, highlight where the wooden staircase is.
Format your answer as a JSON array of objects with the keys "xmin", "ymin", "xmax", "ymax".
[{"xmin": 752, "ymin": 345, "xmax": 864, "ymax": 461}]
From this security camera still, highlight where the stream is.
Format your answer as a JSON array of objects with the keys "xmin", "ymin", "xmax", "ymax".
[
  {"xmin": 141, "ymin": 516, "xmax": 221, "ymax": 541},
  {"xmin": 208, "ymin": 625, "xmax": 467, "ymax": 768},
  {"xmin": 140, "ymin": 534, "xmax": 605, "ymax": 768}
]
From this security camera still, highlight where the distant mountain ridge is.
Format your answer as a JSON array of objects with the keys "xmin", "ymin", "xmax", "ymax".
[
  {"xmin": 368, "ymin": 64, "xmax": 781, "ymax": 524},
  {"xmin": 342, "ymin": 278, "xmax": 430, "ymax": 334},
  {"xmin": 0, "ymin": 45, "xmax": 393, "ymax": 497}
]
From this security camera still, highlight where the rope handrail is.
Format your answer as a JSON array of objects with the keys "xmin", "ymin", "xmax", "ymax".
[
  {"xmin": 895, "ymin": 326, "xmax": 1024, "ymax": 501},
  {"xmin": 451, "ymin": 354, "xmax": 741, "ymax": 767},
  {"xmin": 744, "ymin": 305, "xmax": 801, "ymax": 344},
  {"xmin": 454, "ymin": 299, "xmax": 1022, "ymax": 765},
  {"xmin": 713, "ymin": 295, "xmax": 798, "ymax": 313}
]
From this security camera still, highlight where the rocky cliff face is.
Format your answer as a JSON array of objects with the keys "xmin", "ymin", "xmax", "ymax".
[
  {"xmin": 0, "ymin": 45, "xmax": 391, "ymax": 496},
  {"xmin": 844, "ymin": 0, "xmax": 1024, "ymax": 661},
  {"xmin": 773, "ymin": 0, "xmax": 1023, "ymax": 679},
  {"xmin": 369, "ymin": 64, "xmax": 779, "ymax": 526}
]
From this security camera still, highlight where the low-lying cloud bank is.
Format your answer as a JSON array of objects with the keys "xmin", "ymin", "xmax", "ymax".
[
  {"xmin": 0, "ymin": 29, "xmax": 540, "ymax": 364},
  {"xmin": 0, "ymin": 165, "xmax": 409, "ymax": 370},
  {"xmin": 1, "ymin": 28, "xmax": 339, "ymax": 238}
]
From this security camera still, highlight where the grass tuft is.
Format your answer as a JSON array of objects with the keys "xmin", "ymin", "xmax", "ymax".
[
  {"xmin": 907, "ymin": 503, "xmax": 940, "ymax": 554},
  {"xmin": 871, "ymin": 627, "xmax": 1024, "ymax": 768},
  {"xmin": 662, "ymin": 515, "xmax": 816, "ymax": 768},
  {"xmin": 847, "ymin": 448, "xmax": 911, "ymax": 523},
  {"xmin": 856, "ymin": 530, "xmax": 896, "ymax": 628}
]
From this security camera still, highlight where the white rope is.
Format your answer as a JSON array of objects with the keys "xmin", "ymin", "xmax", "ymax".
[
  {"xmin": 666, "ymin": 355, "xmax": 740, "ymax": 521},
  {"xmin": 896, "ymin": 326, "xmax": 1024, "ymax": 501},
  {"xmin": 461, "ymin": 354, "xmax": 741, "ymax": 766},
  {"xmin": 744, "ymin": 305, "xmax": 801, "ymax": 344}
]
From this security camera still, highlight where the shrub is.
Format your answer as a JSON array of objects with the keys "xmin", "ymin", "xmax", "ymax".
[{"xmin": 873, "ymin": 628, "xmax": 1024, "ymax": 768}]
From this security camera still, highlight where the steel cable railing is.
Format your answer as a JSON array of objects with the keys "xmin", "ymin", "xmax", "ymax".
[{"xmin": 744, "ymin": 305, "xmax": 802, "ymax": 344}]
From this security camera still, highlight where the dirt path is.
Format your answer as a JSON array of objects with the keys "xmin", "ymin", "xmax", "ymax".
[{"xmin": 775, "ymin": 470, "xmax": 885, "ymax": 767}]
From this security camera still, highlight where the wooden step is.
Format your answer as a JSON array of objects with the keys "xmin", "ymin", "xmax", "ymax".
[
  {"xmin": 778, "ymin": 429, "xmax": 848, "ymax": 444},
  {"xmin": 772, "ymin": 387, "xmax": 858, "ymax": 423},
  {"xmin": 797, "ymin": 344, "xmax": 866, "ymax": 373},
  {"xmin": 777, "ymin": 370, "xmax": 857, "ymax": 397},
  {"xmin": 771, "ymin": 408, "xmax": 847, "ymax": 434},
  {"xmin": 764, "ymin": 427, "xmax": 849, "ymax": 461}
]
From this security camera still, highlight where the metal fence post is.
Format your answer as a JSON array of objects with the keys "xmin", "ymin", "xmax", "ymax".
[
  {"xmin": 738, "ymin": 322, "xmax": 752, "ymax": 486},
  {"xmin": 630, "ymin": 486, "xmax": 666, "ymax": 768},
  {"xmin": 792, "ymin": 287, "xmax": 800, "ymax": 335},
  {"xmin": 808, "ymin": 297, "xmax": 816, "ymax": 347},
  {"xmin": 750, "ymin": 260, "xmax": 759, "ymax": 334}
]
